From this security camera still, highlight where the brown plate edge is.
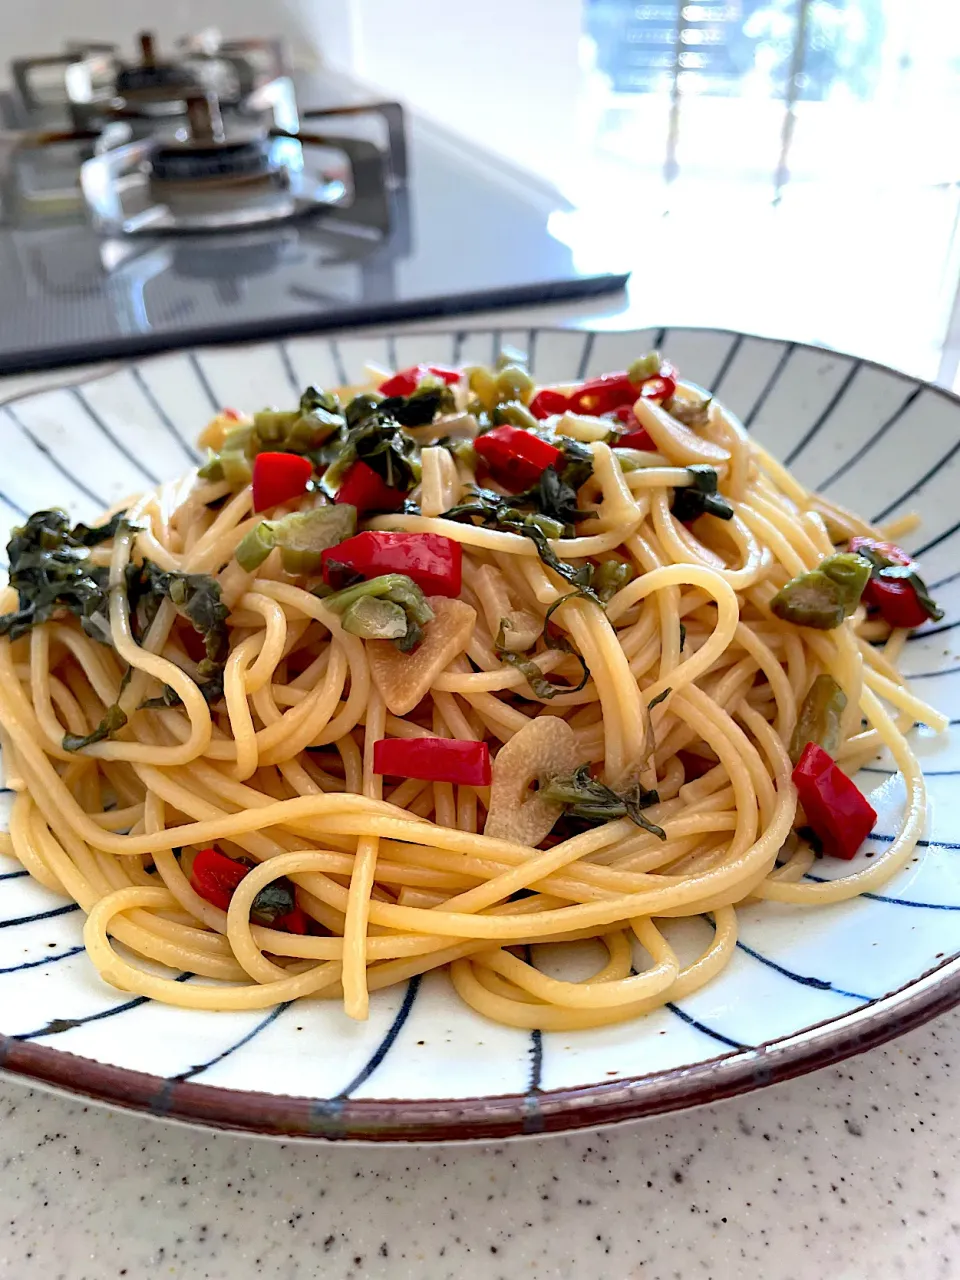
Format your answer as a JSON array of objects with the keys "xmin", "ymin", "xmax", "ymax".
[{"xmin": 2, "ymin": 954, "xmax": 959, "ymax": 1143}]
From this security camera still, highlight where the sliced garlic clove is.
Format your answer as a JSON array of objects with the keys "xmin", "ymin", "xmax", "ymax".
[
  {"xmin": 367, "ymin": 597, "xmax": 476, "ymax": 716},
  {"xmin": 420, "ymin": 446, "xmax": 462, "ymax": 517},
  {"xmin": 484, "ymin": 715, "xmax": 579, "ymax": 847}
]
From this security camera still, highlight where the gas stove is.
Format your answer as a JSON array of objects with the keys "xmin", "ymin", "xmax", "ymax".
[{"xmin": 0, "ymin": 31, "xmax": 628, "ymax": 375}]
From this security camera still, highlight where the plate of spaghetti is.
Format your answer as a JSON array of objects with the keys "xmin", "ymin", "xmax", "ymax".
[{"xmin": 1, "ymin": 325, "xmax": 959, "ymax": 1143}]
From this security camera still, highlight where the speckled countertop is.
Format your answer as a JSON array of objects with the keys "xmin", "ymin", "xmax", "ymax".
[{"xmin": 1, "ymin": 1008, "xmax": 957, "ymax": 1279}]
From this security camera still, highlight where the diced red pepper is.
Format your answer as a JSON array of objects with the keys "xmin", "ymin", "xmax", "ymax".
[
  {"xmin": 529, "ymin": 388, "xmax": 571, "ymax": 420},
  {"xmin": 190, "ymin": 846, "xmax": 308, "ymax": 932},
  {"xmin": 373, "ymin": 737, "xmax": 492, "ymax": 786},
  {"xmin": 618, "ymin": 427, "xmax": 657, "ymax": 451},
  {"xmin": 791, "ymin": 742, "xmax": 877, "ymax": 860},
  {"xmin": 276, "ymin": 905, "xmax": 309, "ymax": 934},
  {"xmin": 862, "ymin": 577, "xmax": 930, "ymax": 629},
  {"xmin": 378, "ymin": 368, "xmax": 420, "ymax": 397},
  {"xmin": 334, "ymin": 460, "xmax": 406, "ymax": 515},
  {"xmin": 180, "ymin": 626, "xmax": 208, "ymax": 664},
  {"xmin": 677, "ymin": 749, "xmax": 715, "ymax": 782},
  {"xmin": 611, "ymin": 405, "xmax": 656, "ymax": 450},
  {"xmin": 190, "ymin": 847, "xmax": 249, "ymax": 912},
  {"xmin": 473, "ymin": 425, "xmax": 563, "ymax": 491},
  {"xmin": 638, "ymin": 371, "xmax": 676, "ymax": 402},
  {"xmin": 252, "ymin": 451, "xmax": 312, "ymax": 513},
  {"xmin": 379, "ymin": 364, "xmax": 461, "ymax": 397},
  {"xmin": 321, "ymin": 530, "xmax": 462, "ymax": 597},
  {"xmin": 222, "ymin": 408, "xmax": 241, "ymax": 421},
  {"xmin": 847, "ymin": 537, "xmax": 941, "ymax": 628},
  {"xmin": 425, "ymin": 364, "xmax": 462, "ymax": 385},
  {"xmin": 566, "ymin": 361, "xmax": 678, "ymax": 418},
  {"xmin": 568, "ymin": 373, "xmax": 636, "ymax": 416}
]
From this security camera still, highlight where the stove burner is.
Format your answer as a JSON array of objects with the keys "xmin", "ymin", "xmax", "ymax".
[
  {"xmin": 150, "ymin": 138, "xmax": 275, "ymax": 185},
  {"xmin": 114, "ymin": 32, "xmax": 199, "ymax": 102},
  {"xmin": 147, "ymin": 93, "xmax": 278, "ymax": 188}
]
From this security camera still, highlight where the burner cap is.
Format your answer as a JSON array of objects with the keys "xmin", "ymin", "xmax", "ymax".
[
  {"xmin": 149, "ymin": 137, "xmax": 276, "ymax": 185},
  {"xmin": 115, "ymin": 62, "xmax": 197, "ymax": 97},
  {"xmin": 115, "ymin": 30, "xmax": 198, "ymax": 100}
]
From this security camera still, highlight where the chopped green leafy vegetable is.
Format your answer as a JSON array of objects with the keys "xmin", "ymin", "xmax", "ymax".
[
  {"xmin": 494, "ymin": 593, "xmax": 591, "ymax": 700},
  {"xmin": 235, "ymin": 505, "xmax": 357, "ymax": 575},
  {"xmin": 771, "ymin": 553, "xmax": 871, "ymax": 630},
  {"xmin": 492, "ymin": 400, "xmax": 541, "ymax": 431},
  {"xmin": 495, "ymin": 363, "xmax": 535, "ymax": 404},
  {"xmin": 63, "ymin": 701, "xmax": 128, "ymax": 752},
  {"xmin": 200, "ymin": 387, "xmax": 346, "ymax": 482},
  {"xmin": 324, "ymin": 573, "xmax": 434, "ymax": 653},
  {"xmin": 441, "ymin": 487, "xmax": 601, "ymax": 601},
  {"xmin": 250, "ymin": 878, "xmax": 297, "ymax": 927},
  {"xmin": 594, "ymin": 559, "xmax": 634, "ymax": 603},
  {"xmin": 63, "ymin": 667, "xmax": 132, "ymax": 752},
  {"xmin": 320, "ymin": 405, "xmax": 422, "ymax": 498},
  {"xmin": 70, "ymin": 511, "xmax": 128, "ymax": 547},
  {"xmin": 627, "ymin": 352, "xmax": 661, "ymax": 383},
  {"xmin": 671, "ymin": 466, "xmax": 734, "ymax": 523},
  {"xmin": 127, "ymin": 561, "xmax": 229, "ymax": 700},
  {"xmin": 376, "ymin": 384, "xmax": 455, "ymax": 427},
  {"xmin": 789, "ymin": 673, "xmax": 847, "ymax": 765},
  {"xmin": 540, "ymin": 764, "xmax": 666, "ymax": 839},
  {"xmin": 666, "ymin": 395, "xmax": 712, "ymax": 430},
  {"xmin": 0, "ymin": 509, "xmax": 127, "ymax": 644},
  {"xmin": 341, "ymin": 595, "xmax": 408, "ymax": 641}
]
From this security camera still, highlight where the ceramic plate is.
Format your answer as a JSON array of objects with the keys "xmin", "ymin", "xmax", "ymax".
[{"xmin": 2, "ymin": 325, "xmax": 960, "ymax": 1143}]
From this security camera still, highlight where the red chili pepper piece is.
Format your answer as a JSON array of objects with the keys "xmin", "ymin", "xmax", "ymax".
[
  {"xmin": 677, "ymin": 749, "xmax": 715, "ymax": 782},
  {"xmin": 276, "ymin": 905, "xmax": 310, "ymax": 934},
  {"xmin": 191, "ymin": 847, "xmax": 249, "ymax": 912},
  {"xmin": 191, "ymin": 847, "xmax": 309, "ymax": 933},
  {"xmin": 862, "ymin": 577, "xmax": 930, "ymax": 629},
  {"xmin": 638, "ymin": 372, "xmax": 676, "ymax": 402},
  {"xmin": 618, "ymin": 426, "xmax": 657, "ymax": 451},
  {"xmin": 179, "ymin": 626, "xmax": 208, "ymax": 664},
  {"xmin": 378, "ymin": 368, "xmax": 420, "ymax": 397},
  {"xmin": 251, "ymin": 452, "xmax": 312, "ymax": 513},
  {"xmin": 321, "ymin": 530, "xmax": 462, "ymax": 597},
  {"xmin": 529, "ymin": 388, "xmax": 571, "ymax": 420},
  {"xmin": 379, "ymin": 364, "xmax": 461, "ymax": 397},
  {"xmin": 612, "ymin": 404, "xmax": 656, "ymax": 449},
  {"xmin": 222, "ymin": 408, "xmax": 241, "ymax": 421},
  {"xmin": 568, "ymin": 373, "xmax": 636, "ymax": 416},
  {"xmin": 791, "ymin": 743, "xmax": 877, "ymax": 860},
  {"xmin": 848, "ymin": 537, "xmax": 940, "ymax": 628},
  {"xmin": 373, "ymin": 737, "xmax": 492, "ymax": 786},
  {"xmin": 473, "ymin": 425, "xmax": 563, "ymax": 491},
  {"xmin": 334, "ymin": 460, "xmax": 406, "ymax": 515}
]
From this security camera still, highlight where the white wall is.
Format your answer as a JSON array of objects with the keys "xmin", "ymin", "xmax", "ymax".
[
  {"xmin": 350, "ymin": 0, "xmax": 582, "ymax": 181},
  {"xmin": 1, "ymin": 0, "xmax": 356, "ymax": 71}
]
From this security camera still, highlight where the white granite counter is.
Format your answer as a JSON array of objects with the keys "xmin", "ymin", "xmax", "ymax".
[{"xmin": 2, "ymin": 1007, "xmax": 958, "ymax": 1279}]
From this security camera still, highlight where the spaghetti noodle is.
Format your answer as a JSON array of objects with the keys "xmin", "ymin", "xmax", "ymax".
[{"xmin": 0, "ymin": 351, "xmax": 945, "ymax": 1031}]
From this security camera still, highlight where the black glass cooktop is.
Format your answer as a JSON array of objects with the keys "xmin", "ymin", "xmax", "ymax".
[{"xmin": 0, "ymin": 70, "xmax": 628, "ymax": 375}]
